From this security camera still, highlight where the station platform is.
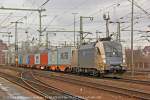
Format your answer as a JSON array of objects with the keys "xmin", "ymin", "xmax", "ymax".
[{"xmin": 0, "ymin": 77, "xmax": 43, "ymax": 100}]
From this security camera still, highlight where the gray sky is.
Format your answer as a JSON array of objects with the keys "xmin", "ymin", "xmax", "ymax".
[{"xmin": 0, "ymin": 0, "xmax": 149, "ymax": 48}]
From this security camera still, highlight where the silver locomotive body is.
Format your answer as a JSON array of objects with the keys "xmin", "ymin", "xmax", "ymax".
[
  {"xmin": 98, "ymin": 41, "xmax": 126, "ymax": 73},
  {"xmin": 75, "ymin": 40, "xmax": 126, "ymax": 75}
]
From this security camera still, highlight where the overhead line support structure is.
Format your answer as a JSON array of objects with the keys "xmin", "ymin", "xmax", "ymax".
[
  {"xmin": 11, "ymin": 21, "xmax": 23, "ymax": 66},
  {"xmin": 0, "ymin": 7, "xmax": 46, "ymax": 45},
  {"xmin": 72, "ymin": 13, "xmax": 78, "ymax": 47},
  {"xmin": 0, "ymin": 7, "xmax": 46, "ymax": 66},
  {"xmin": 109, "ymin": 21, "xmax": 125, "ymax": 42},
  {"xmin": 1, "ymin": 32, "xmax": 13, "ymax": 64},
  {"xmin": 80, "ymin": 16, "xmax": 93, "ymax": 45}
]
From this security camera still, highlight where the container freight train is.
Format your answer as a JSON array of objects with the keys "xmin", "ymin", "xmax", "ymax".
[{"xmin": 17, "ymin": 39, "xmax": 126, "ymax": 77}]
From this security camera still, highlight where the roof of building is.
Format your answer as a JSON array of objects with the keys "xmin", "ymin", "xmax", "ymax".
[{"xmin": 143, "ymin": 46, "xmax": 150, "ymax": 52}]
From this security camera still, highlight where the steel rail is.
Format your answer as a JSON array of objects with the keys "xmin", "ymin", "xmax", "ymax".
[
  {"xmin": 21, "ymin": 71, "xmax": 84, "ymax": 100},
  {"xmin": 33, "ymin": 71, "xmax": 150, "ymax": 100}
]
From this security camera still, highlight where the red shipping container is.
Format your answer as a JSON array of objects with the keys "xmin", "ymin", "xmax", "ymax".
[
  {"xmin": 29, "ymin": 55, "xmax": 34, "ymax": 64},
  {"xmin": 40, "ymin": 53, "xmax": 48, "ymax": 65}
]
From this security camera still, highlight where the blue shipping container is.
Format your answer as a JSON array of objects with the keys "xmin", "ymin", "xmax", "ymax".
[
  {"xmin": 26, "ymin": 55, "xmax": 30, "ymax": 64},
  {"xmin": 18, "ymin": 55, "xmax": 22, "ymax": 64}
]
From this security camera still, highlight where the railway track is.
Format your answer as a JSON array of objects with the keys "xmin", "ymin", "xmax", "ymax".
[
  {"xmin": 109, "ymin": 78, "xmax": 150, "ymax": 86},
  {"xmin": 3, "ymin": 66, "xmax": 150, "ymax": 86},
  {"xmin": 126, "ymin": 70, "xmax": 150, "ymax": 76},
  {"xmin": 33, "ymin": 71, "xmax": 150, "ymax": 100},
  {"xmin": 2, "ymin": 66, "xmax": 150, "ymax": 99},
  {"xmin": 22, "ymin": 71, "xmax": 84, "ymax": 100},
  {"xmin": 31, "ymin": 68, "xmax": 150, "ymax": 86},
  {"xmin": 0, "ymin": 70, "xmax": 84, "ymax": 100}
]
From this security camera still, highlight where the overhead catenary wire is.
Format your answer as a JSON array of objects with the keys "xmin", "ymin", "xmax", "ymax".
[
  {"xmin": 0, "ymin": 12, "xmax": 13, "ymax": 26},
  {"xmin": 128, "ymin": 0, "xmax": 150, "ymax": 18},
  {"xmin": 45, "ymin": 0, "xmax": 90, "ymax": 28},
  {"xmin": 0, "ymin": 0, "xmax": 49, "ymax": 30}
]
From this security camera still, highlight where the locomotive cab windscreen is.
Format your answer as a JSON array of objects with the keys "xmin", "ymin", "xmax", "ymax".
[{"xmin": 103, "ymin": 41, "xmax": 123, "ymax": 66}]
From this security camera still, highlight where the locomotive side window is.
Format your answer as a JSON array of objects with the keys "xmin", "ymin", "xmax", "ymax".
[
  {"xmin": 81, "ymin": 49, "xmax": 93, "ymax": 56},
  {"xmin": 61, "ymin": 52, "xmax": 68, "ymax": 59}
]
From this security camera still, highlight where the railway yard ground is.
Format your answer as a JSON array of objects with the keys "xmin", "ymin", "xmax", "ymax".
[
  {"xmin": 0, "ymin": 65, "xmax": 150, "ymax": 100},
  {"xmin": 0, "ymin": 76, "xmax": 41, "ymax": 100},
  {"xmin": 123, "ymin": 70, "xmax": 150, "ymax": 81}
]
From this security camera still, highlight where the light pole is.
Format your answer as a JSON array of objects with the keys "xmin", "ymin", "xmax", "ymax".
[
  {"xmin": 131, "ymin": 0, "xmax": 134, "ymax": 76},
  {"xmin": 38, "ymin": 14, "xmax": 47, "ymax": 46},
  {"xmin": 72, "ymin": 13, "xmax": 78, "ymax": 47}
]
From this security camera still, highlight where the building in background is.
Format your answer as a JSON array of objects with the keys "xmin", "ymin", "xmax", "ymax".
[
  {"xmin": 0, "ymin": 40, "xmax": 8, "ymax": 65},
  {"xmin": 143, "ymin": 46, "xmax": 150, "ymax": 56},
  {"xmin": 125, "ymin": 46, "xmax": 150, "ymax": 70}
]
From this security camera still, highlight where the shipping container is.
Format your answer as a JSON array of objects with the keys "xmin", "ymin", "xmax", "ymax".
[
  {"xmin": 18, "ymin": 54, "xmax": 23, "ymax": 64},
  {"xmin": 26, "ymin": 55, "xmax": 30, "ymax": 64},
  {"xmin": 40, "ymin": 53, "xmax": 48, "ymax": 65},
  {"xmin": 22, "ymin": 55, "xmax": 26, "ymax": 64},
  {"xmin": 48, "ymin": 51, "xmax": 51, "ymax": 65},
  {"xmin": 57, "ymin": 48, "xmax": 61, "ymax": 65},
  {"xmin": 50, "ymin": 50, "xmax": 58, "ymax": 65},
  {"xmin": 34, "ymin": 54, "xmax": 40, "ymax": 64},
  {"xmin": 29, "ymin": 55, "xmax": 34, "ymax": 64},
  {"xmin": 10, "ymin": 54, "xmax": 15, "ymax": 64},
  {"xmin": 57, "ymin": 47, "xmax": 75, "ymax": 65},
  {"xmin": 57, "ymin": 47, "xmax": 75, "ymax": 71}
]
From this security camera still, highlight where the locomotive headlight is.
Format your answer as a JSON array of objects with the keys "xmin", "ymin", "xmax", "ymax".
[
  {"xmin": 103, "ymin": 59, "xmax": 106, "ymax": 63},
  {"xmin": 123, "ymin": 59, "xmax": 125, "ymax": 63},
  {"xmin": 15, "ymin": 58, "xmax": 18, "ymax": 62},
  {"xmin": 123, "ymin": 55, "xmax": 126, "ymax": 63},
  {"xmin": 113, "ymin": 52, "xmax": 115, "ymax": 55}
]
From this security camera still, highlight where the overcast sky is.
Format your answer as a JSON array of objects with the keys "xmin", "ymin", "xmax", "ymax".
[{"xmin": 0, "ymin": 0, "xmax": 149, "ymax": 48}]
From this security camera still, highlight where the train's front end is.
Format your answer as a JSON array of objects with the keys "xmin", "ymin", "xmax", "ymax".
[{"xmin": 102, "ymin": 41, "xmax": 126, "ymax": 74}]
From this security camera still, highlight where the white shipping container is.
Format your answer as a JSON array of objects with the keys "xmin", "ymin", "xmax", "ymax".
[
  {"xmin": 34, "ymin": 54, "xmax": 40, "ymax": 64},
  {"xmin": 22, "ymin": 55, "xmax": 25, "ymax": 64},
  {"xmin": 50, "ymin": 50, "xmax": 57, "ymax": 65},
  {"xmin": 58, "ymin": 47, "xmax": 75, "ymax": 65},
  {"xmin": 10, "ymin": 54, "xmax": 15, "ymax": 64}
]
